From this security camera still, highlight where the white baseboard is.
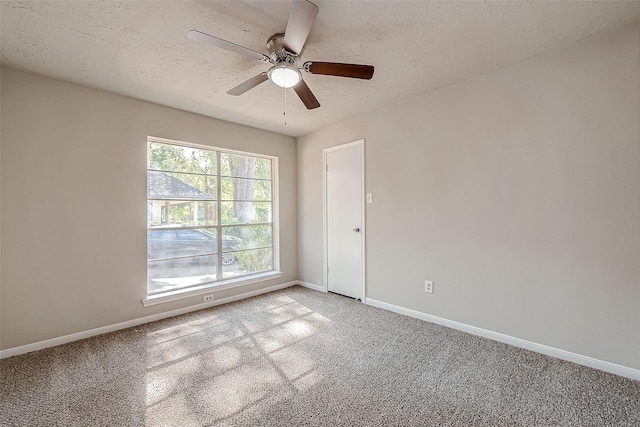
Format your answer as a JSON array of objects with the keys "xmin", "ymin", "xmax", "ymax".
[
  {"xmin": 0, "ymin": 281, "xmax": 297, "ymax": 359},
  {"xmin": 297, "ymin": 280, "xmax": 326, "ymax": 292},
  {"xmin": 365, "ymin": 298, "xmax": 640, "ymax": 382}
]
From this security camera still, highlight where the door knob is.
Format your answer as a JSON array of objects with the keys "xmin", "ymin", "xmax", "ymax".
[{"xmin": 353, "ymin": 227, "xmax": 360, "ymax": 232}]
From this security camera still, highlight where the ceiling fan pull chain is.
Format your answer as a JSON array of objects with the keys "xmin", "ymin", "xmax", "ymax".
[{"xmin": 284, "ymin": 84, "xmax": 287, "ymax": 126}]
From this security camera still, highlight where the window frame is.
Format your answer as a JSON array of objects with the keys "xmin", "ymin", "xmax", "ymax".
[{"xmin": 143, "ymin": 136, "xmax": 281, "ymax": 307}]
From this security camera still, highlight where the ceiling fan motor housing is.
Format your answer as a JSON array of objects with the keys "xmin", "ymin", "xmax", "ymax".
[{"xmin": 267, "ymin": 33, "xmax": 299, "ymax": 66}]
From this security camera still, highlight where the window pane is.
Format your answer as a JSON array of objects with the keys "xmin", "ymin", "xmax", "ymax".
[
  {"xmin": 220, "ymin": 153, "xmax": 271, "ymax": 179},
  {"xmin": 148, "ymin": 171, "xmax": 216, "ymax": 200},
  {"xmin": 147, "ymin": 201, "xmax": 218, "ymax": 227},
  {"xmin": 223, "ymin": 225, "xmax": 272, "ymax": 251},
  {"xmin": 148, "ymin": 142, "xmax": 216, "ymax": 175},
  {"xmin": 221, "ymin": 201, "xmax": 271, "ymax": 224},
  {"xmin": 221, "ymin": 248, "xmax": 272, "ymax": 278},
  {"xmin": 253, "ymin": 157, "xmax": 272, "ymax": 180},
  {"xmin": 220, "ymin": 177, "xmax": 271, "ymax": 201},
  {"xmin": 147, "ymin": 227, "xmax": 217, "ymax": 260},
  {"xmin": 147, "ymin": 255, "xmax": 217, "ymax": 294}
]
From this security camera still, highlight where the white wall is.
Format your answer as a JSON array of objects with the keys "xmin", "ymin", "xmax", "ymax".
[
  {"xmin": 298, "ymin": 27, "xmax": 640, "ymax": 370},
  {"xmin": 0, "ymin": 68, "xmax": 297, "ymax": 350}
]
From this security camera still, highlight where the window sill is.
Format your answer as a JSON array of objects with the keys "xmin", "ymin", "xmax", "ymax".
[{"xmin": 141, "ymin": 271, "xmax": 283, "ymax": 307}]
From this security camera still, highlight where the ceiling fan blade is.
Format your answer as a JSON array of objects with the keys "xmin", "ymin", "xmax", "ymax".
[
  {"xmin": 227, "ymin": 72, "xmax": 269, "ymax": 96},
  {"xmin": 188, "ymin": 30, "xmax": 270, "ymax": 62},
  {"xmin": 304, "ymin": 62, "xmax": 374, "ymax": 80},
  {"xmin": 283, "ymin": 0, "xmax": 319, "ymax": 55},
  {"xmin": 293, "ymin": 79, "xmax": 320, "ymax": 110}
]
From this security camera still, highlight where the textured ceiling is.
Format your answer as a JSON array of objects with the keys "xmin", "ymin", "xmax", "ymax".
[{"xmin": 2, "ymin": 1, "xmax": 640, "ymax": 137}]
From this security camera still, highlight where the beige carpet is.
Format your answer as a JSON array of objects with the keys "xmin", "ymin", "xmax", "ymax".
[{"xmin": 1, "ymin": 286, "xmax": 639, "ymax": 426}]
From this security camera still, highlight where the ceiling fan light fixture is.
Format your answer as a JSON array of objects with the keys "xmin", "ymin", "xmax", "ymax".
[{"xmin": 268, "ymin": 64, "xmax": 301, "ymax": 88}]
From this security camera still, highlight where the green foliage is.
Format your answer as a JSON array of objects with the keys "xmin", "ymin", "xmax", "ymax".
[
  {"xmin": 224, "ymin": 225, "xmax": 271, "ymax": 247},
  {"xmin": 149, "ymin": 142, "xmax": 216, "ymax": 175},
  {"xmin": 235, "ymin": 248, "xmax": 272, "ymax": 274},
  {"xmin": 232, "ymin": 224, "xmax": 272, "ymax": 274}
]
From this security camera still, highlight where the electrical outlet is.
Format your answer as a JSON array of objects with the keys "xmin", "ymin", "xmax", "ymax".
[
  {"xmin": 425, "ymin": 280, "xmax": 434, "ymax": 294},
  {"xmin": 204, "ymin": 295, "xmax": 214, "ymax": 302}
]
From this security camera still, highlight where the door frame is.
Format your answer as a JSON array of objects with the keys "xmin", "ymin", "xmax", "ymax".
[{"xmin": 322, "ymin": 139, "xmax": 366, "ymax": 301}]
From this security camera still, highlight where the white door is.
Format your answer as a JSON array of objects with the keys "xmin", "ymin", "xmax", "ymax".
[{"xmin": 324, "ymin": 140, "xmax": 364, "ymax": 300}]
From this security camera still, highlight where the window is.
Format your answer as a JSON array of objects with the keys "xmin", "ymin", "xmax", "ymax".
[{"xmin": 146, "ymin": 138, "xmax": 278, "ymax": 298}]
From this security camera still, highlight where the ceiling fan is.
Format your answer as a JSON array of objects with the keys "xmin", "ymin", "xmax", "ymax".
[{"xmin": 187, "ymin": 0, "xmax": 374, "ymax": 110}]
